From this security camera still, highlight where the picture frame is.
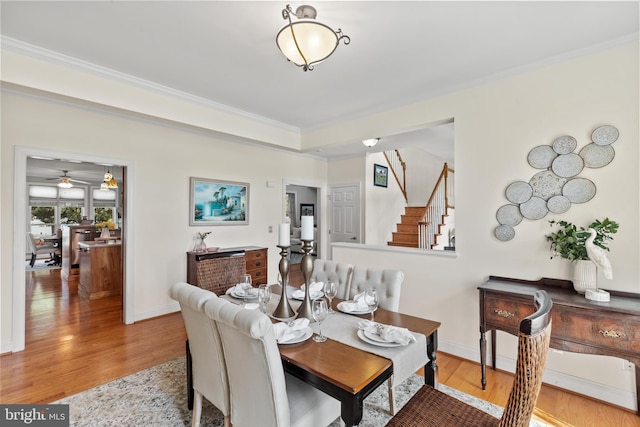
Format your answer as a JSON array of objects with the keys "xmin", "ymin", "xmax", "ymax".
[
  {"xmin": 373, "ymin": 164, "xmax": 388, "ymax": 188},
  {"xmin": 300, "ymin": 203, "xmax": 315, "ymax": 219},
  {"xmin": 190, "ymin": 177, "xmax": 249, "ymax": 226}
]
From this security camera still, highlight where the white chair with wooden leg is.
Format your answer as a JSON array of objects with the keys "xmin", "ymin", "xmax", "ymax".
[
  {"xmin": 309, "ymin": 259, "xmax": 354, "ymax": 300},
  {"xmin": 27, "ymin": 232, "xmax": 57, "ymax": 268},
  {"xmin": 349, "ymin": 266, "xmax": 404, "ymax": 414},
  {"xmin": 206, "ymin": 296, "xmax": 341, "ymax": 427},
  {"xmin": 169, "ymin": 282, "xmax": 230, "ymax": 427}
]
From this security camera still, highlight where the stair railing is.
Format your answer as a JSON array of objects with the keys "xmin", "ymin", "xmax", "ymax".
[
  {"xmin": 384, "ymin": 150, "xmax": 407, "ymax": 202},
  {"xmin": 418, "ymin": 163, "xmax": 455, "ymax": 249}
]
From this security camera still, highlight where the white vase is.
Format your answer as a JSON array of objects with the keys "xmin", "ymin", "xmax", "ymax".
[
  {"xmin": 100, "ymin": 227, "xmax": 110, "ymax": 239},
  {"xmin": 572, "ymin": 260, "xmax": 597, "ymax": 294}
]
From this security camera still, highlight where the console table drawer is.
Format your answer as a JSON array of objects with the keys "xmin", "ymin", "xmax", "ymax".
[
  {"xmin": 485, "ymin": 297, "xmax": 535, "ymax": 330},
  {"xmin": 245, "ymin": 248, "xmax": 268, "ymax": 285},
  {"xmin": 560, "ymin": 311, "xmax": 638, "ymax": 352}
]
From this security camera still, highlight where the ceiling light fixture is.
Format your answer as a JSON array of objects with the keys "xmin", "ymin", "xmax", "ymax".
[
  {"xmin": 102, "ymin": 169, "xmax": 118, "ymax": 189},
  {"xmin": 58, "ymin": 177, "xmax": 73, "ymax": 188},
  {"xmin": 276, "ymin": 4, "xmax": 350, "ymax": 71},
  {"xmin": 362, "ymin": 138, "xmax": 380, "ymax": 148}
]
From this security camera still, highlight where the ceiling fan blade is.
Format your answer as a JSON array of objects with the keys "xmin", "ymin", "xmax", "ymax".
[{"xmin": 69, "ymin": 178, "xmax": 91, "ymax": 185}]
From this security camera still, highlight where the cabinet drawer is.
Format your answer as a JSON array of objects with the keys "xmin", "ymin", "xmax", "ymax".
[
  {"xmin": 245, "ymin": 249, "xmax": 267, "ymax": 270},
  {"xmin": 485, "ymin": 297, "xmax": 536, "ymax": 330},
  {"xmin": 560, "ymin": 311, "xmax": 638, "ymax": 352}
]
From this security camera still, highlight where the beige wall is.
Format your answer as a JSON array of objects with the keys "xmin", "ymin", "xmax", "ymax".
[
  {"xmin": 2, "ymin": 41, "xmax": 638, "ymax": 410},
  {"xmin": 330, "ymin": 43, "xmax": 639, "ymax": 409}
]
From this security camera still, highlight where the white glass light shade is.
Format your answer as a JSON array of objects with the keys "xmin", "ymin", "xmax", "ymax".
[
  {"xmin": 362, "ymin": 138, "xmax": 379, "ymax": 147},
  {"xmin": 58, "ymin": 177, "xmax": 73, "ymax": 188},
  {"xmin": 277, "ymin": 20, "xmax": 339, "ymax": 67},
  {"xmin": 100, "ymin": 182, "xmax": 110, "ymax": 191}
]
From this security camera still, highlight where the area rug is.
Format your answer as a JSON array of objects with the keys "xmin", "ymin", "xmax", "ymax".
[{"xmin": 53, "ymin": 357, "xmax": 552, "ymax": 426}]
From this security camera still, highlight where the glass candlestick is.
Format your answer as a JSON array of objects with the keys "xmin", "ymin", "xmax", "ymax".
[{"xmin": 272, "ymin": 245, "xmax": 296, "ymax": 319}]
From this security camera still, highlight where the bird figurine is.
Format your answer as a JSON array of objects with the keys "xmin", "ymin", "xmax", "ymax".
[{"xmin": 585, "ymin": 228, "xmax": 613, "ymax": 280}]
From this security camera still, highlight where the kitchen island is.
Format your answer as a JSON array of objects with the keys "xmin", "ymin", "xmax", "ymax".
[{"xmin": 78, "ymin": 241, "xmax": 122, "ymax": 300}]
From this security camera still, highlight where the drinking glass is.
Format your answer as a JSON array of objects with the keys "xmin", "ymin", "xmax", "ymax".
[
  {"xmin": 312, "ymin": 299, "xmax": 328, "ymax": 342},
  {"xmin": 241, "ymin": 274, "xmax": 252, "ymax": 305},
  {"xmin": 258, "ymin": 284, "xmax": 271, "ymax": 313},
  {"xmin": 323, "ymin": 281, "xmax": 337, "ymax": 313},
  {"xmin": 365, "ymin": 288, "xmax": 379, "ymax": 321}
]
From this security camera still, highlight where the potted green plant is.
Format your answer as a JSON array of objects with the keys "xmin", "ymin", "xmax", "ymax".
[{"xmin": 546, "ymin": 218, "xmax": 619, "ymax": 293}]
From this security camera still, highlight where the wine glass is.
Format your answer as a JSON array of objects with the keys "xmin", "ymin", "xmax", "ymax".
[
  {"xmin": 240, "ymin": 274, "xmax": 252, "ymax": 305},
  {"xmin": 365, "ymin": 288, "xmax": 379, "ymax": 321},
  {"xmin": 312, "ymin": 299, "xmax": 328, "ymax": 342},
  {"xmin": 258, "ymin": 284, "xmax": 271, "ymax": 313},
  {"xmin": 323, "ymin": 281, "xmax": 337, "ymax": 313}
]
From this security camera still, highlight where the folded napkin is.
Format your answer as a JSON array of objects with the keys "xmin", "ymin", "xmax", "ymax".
[
  {"xmin": 225, "ymin": 283, "xmax": 257, "ymax": 298},
  {"xmin": 292, "ymin": 282, "xmax": 324, "ymax": 300},
  {"xmin": 358, "ymin": 320, "xmax": 416, "ymax": 346},
  {"xmin": 340, "ymin": 291, "xmax": 369, "ymax": 312},
  {"xmin": 273, "ymin": 318, "xmax": 310, "ymax": 343}
]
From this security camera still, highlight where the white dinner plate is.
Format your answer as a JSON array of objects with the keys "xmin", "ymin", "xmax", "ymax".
[
  {"xmin": 337, "ymin": 301, "xmax": 370, "ymax": 315},
  {"xmin": 277, "ymin": 327, "xmax": 313, "ymax": 344},
  {"xmin": 357, "ymin": 330, "xmax": 402, "ymax": 347},
  {"xmin": 291, "ymin": 291, "xmax": 324, "ymax": 301},
  {"xmin": 231, "ymin": 289, "xmax": 258, "ymax": 300}
]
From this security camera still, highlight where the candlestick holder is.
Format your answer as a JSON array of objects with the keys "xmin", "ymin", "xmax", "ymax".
[
  {"xmin": 272, "ymin": 245, "xmax": 296, "ymax": 319},
  {"xmin": 296, "ymin": 239, "xmax": 315, "ymax": 321}
]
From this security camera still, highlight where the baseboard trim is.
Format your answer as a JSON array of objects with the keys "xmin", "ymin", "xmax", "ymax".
[
  {"xmin": 134, "ymin": 301, "xmax": 180, "ymax": 322},
  {"xmin": 438, "ymin": 339, "xmax": 637, "ymax": 412}
]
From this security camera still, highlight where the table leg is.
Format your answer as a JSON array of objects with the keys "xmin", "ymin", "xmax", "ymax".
[
  {"xmin": 424, "ymin": 330, "xmax": 438, "ymax": 387},
  {"xmin": 480, "ymin": 330, "xmax": 487, "ymax": 391},
  {"xmin": 340, "ymin": 394, "xmax": 364, "ymax": 426},
  {"xmin": 490, "ymin": 329, "xmax": 497, "ymax": 370}
]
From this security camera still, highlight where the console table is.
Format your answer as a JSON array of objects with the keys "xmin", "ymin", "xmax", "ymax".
[{"xmin": 479, "ymin": 276, "xmax": 640, "ymax": 415}]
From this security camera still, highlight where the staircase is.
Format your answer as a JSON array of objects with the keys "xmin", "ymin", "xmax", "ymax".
[{"xmin": 386, "ymin": 160, "xmax": 455, "ymax": 250}]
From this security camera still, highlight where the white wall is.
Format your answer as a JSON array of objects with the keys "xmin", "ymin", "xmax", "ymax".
[
  {"xmin": 404, "ymin": 146, "xmax": 449, "ymax": 206},
  {"xmin": 329, "ymin": 43, "xmax": 639, "ymax": 410},
  {"xmin": 1, "ymin": 90, "xmax": 328, "ymax": 352}
]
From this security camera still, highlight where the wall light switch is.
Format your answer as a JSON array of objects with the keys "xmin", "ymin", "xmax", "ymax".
[{"xmin": 268, "ymin": 226, "xmax": 273, "ymax": 233}]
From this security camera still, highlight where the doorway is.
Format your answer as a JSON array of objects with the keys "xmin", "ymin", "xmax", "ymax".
[
  {"xmin": 12, "ymin": 146, "xmax": 135, "ymax": 352},
  {"xmin": 284, "ymin": 183, "xmax": 322, "ymax": 263},
  {"xmin": 329, "ymin": 183, "xmax": 361, "ymax": 245}
]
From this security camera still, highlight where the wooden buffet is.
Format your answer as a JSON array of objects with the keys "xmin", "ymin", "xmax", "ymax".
[
  {"xmin": 186, "ymin": 246, "xmax": 268, "ymax": 287},
  {"xmin": 479, "ymin": 276, "xmax": 640, "ymax": 415},
  {"xmin": 78, "ymin": 241, "xmax": 122, "ymax": 300}
]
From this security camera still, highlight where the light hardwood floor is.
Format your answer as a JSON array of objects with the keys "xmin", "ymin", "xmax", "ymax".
[{"xmin": 1, "ymin": 266, "xmax": 638, "ymax": 427}]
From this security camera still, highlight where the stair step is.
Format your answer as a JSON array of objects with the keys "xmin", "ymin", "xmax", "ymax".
[
  {"xmin": 387, "ymin": 241, "xmax": 419, "ymax": 248},
  {"xmin": 396, "ymin": 223, "xmax": 418, "ymax": 233},
  {"xmin": 391, "ymin": 232, "xmax": 418, "ymax": 244},
  {"xmin": 400, "ymin": 215, "xmax": 421, "ymax": 225},
  {"xmin": 404, "ymin": 206, "xmax": 425, "ymax": 216}
]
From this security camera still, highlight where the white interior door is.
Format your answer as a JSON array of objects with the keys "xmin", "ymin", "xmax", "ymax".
[{"xmin": 329, "ymin": 184, "xmax": 360, "ymax": 244}]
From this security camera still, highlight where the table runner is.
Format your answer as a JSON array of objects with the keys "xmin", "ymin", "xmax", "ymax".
[{"xmin": 251, "ymin": 291, "xmax": 428, "ymax": 388}]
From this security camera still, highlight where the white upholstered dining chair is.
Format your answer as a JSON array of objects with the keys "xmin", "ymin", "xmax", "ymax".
[
  {"xmin": 27, "ymin": 232, "xmax": 58, "ymax": 268},
  {"xmin": 169, "ymin": 282, "xmax": 230, "ymax": 427},
  {"xmin": 310, "ymin": 259, "xmax": 354, "ymax": 300},
  {"xmin": 205, "ymin": 296, "xmax": 341, "ymax": 427},
  {"xmin": 349, "ymin": 266, "xmax": 404, "ymax": 414}
]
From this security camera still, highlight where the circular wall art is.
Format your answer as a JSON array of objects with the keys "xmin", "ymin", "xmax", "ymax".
[
  {"xmin": 519, "ymin": 196, "xmax": 548, "ymax": 220},
  {"xmin": 579, "ymin": 143, "xmax": 615, "ymax": 168},
  {"xmin": 551, "ymin": 153, "xmax": 584, "ymax": 178},
  {"xmin": 591, "ymin": 125, "xmax": 619, "ymax": 145},
  {"xmin": 562, "ymin": 177, "xmax": 596, "ymax": 204},
  {"xmin": 527, "ymin": 145, "xmax": 558, "ymax": 169},
  {"xmin": 552, "ymin": 135, "xmax": 577, "ymax": 154},
  {"xmin": 496, "ymin": 204, "xmax": 524, "ymax": 226},
  {"xmin": 505, "ymin": 181, "xmax": 533, "ymax": 204},
  {"xmin": 547, "ymin": 195, "xmax": 571, "ymax": 214},
  {"xmin": 529, "ymin": 170, "xmax": 566, "ymax": 200},
  {"xmin": 494, "ymin": 225, "xmax": 515, "ymax": 241}
]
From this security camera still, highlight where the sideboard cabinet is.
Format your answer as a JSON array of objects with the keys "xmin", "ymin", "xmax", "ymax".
[{"xmin": 186, "ymin": 246, "xmax": 268, "ymax": 289}]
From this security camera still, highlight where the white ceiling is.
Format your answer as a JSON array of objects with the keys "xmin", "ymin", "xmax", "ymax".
[{"xmin": 3, "ymin": 1, "xmax": 638, "ymax": 165}]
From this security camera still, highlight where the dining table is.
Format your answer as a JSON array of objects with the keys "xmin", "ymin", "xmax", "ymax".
[{"xmin": 187, "ymin": 284, "xmax": 441, "ymax": 426}]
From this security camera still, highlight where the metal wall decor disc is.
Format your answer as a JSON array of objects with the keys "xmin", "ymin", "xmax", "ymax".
[
  {"xmin": 527, "ymin": 145, "xmax": 557, "ymax": 169},
  {"xmin": 551, "ymin": 153, "xmax": 584, "ymax": 178},
  {"xmin": 495, "ymin": 225, "xmax": 515, "ymax": 241},
  {"xmin": 519, "ymin": 196, "xmax": 548, "ymax": 220},
  {"xmin": 496, "ymin": 204, "xmax": 524, "ymax": 226},
  {"xmin": 529, "ymin": 170, "xmax": 566, "ymax": 201},
  {"xmin": 552, "ymin": 136, "xmax": 577, "ymax": 154},
  {"xmin": 547, "ymin": 195, "xmax": 571, "ymax": 214},
  {"xmin": 562, "ymin": 178, "xmax": 596, "ymax": 203},
  {"xmin": 579, "ymin": 143, "xmax": 615, "ymax": 168},
  {"xmin": 591, "ymin": 125, "xmax": 619, "ymax": 146},
  {"xmin": 505, "ymin": 181, "xmax": 533, "ymax": 204}
]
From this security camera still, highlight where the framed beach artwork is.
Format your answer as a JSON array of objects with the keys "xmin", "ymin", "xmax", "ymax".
[
  {"xmin": 373, "ymin": 164, "xmax": 388, "ymax": 188},
  {"xmin": 190, "ymin": 177, "xmax": 249, "ymax": 226}
]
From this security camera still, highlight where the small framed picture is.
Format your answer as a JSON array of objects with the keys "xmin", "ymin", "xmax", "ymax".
[
  {"xmin": 190, "ymin": 177, "xmax": 249, "ymax": 226},
  {"xmin": 300, "ymin": 203, "xmax": 315, "ymax": 218},
  {"xmin": 374, "ymin": 164, "xmax": 388, "ymax": 188}
]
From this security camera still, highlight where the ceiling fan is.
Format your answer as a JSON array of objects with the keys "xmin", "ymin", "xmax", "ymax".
[{"xmin": 46, "ymin": 170, "xmax": 90, "ymax": 188}]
